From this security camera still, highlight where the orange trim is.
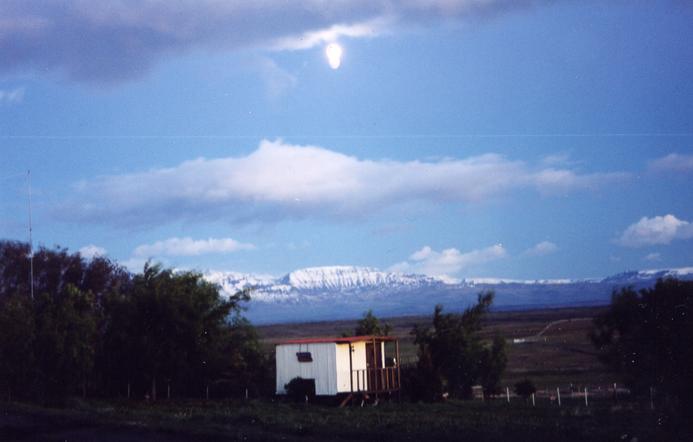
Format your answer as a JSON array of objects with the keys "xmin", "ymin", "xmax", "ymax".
[{"xmin": 276, "ymin": 335, "xmax": 396, "ymax": 345}]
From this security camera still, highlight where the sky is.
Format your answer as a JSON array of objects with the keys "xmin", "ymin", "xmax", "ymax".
[{"xmin": 1, "ymin": 0, "xmax": 693, "ymax": 282}]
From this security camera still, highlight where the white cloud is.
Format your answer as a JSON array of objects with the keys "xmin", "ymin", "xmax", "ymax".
[
  {"xmin": 0, "ymin": 87, "xmax": 24, "ymax": 104},
  {"xmin": 271, "ymin": 18, "xmax": 389, "ymax": 51},
  {"xmin": 62, "ymin": 139, "xmax": 627, "ymax": 227},
  {"xmin": 78, "ymin": 244, "xmax": 106, "ymax": 259},
  {"xmin": 248, "ymin": 56, "xmax": 297, "ymax": 99},
  {"xmin": 133, "ymin": 237, "xmax": 255, "ymax": 257},
  {"xmin": 390, "ymin": 244, "xmax": 507, "ymax": 282},
  {"xmin": 1, "ymin": 1, "xmax": 551, "ymax": 83},
  {"xmin": 643, "ymin": 252, "xmax": 661, "ymax": 262},
  {"xmin": 649, "ymin": 153, "xmax": 693, "ymax": 173},
  {"xmin": 524, "ymin": 240, "xmax": 558, "ymax": 256},
  {"xmin": 617, "ymin": 214, "xmax": 693, "ymax": 247},
  {"xmin": 120, "ymin": 257, "xmax": 149, "ymax": 273}
]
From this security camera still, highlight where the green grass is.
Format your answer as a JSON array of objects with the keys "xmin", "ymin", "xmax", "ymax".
[
  {"xmin": 258, "ymin": 306, "xmax": 614, "ymax": 389},
  {"xmin": 3, "ymin": 397, "xmax": 664, "ymax": 441}
]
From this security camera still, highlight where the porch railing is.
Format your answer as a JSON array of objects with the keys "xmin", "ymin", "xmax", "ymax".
[{"xmin": 351, "ymin": 367, "xmax": 400, "ymax": 393}]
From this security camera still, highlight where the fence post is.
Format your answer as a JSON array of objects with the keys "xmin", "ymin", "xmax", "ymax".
[
  {"xmin": 531, "ymin": 393, "xmax": 535, "ymax": 407},
  {"xmin": 650, "ymin": 387, "xmax": 654, "ymax": 410},
  {"xmin": 506, "ymin": 387, "xmax": 510, "ymax": 403},
  {"xmin": 584, "ymin": 387, "xmax": 588, "ymax": 407},
  {"xmin": 556, "ymin": 387, "xmax": 561, "ymax": 407}
]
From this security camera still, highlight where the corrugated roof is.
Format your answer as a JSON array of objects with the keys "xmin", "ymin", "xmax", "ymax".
[{"xmin": 275, "ymin": 335, "xmax": 397, "ymax": 345}]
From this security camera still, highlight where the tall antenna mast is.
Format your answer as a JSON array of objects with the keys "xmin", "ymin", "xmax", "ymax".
[{"xmin": 28, "ymin": 169, "xmax": 34, "ymax": 300}]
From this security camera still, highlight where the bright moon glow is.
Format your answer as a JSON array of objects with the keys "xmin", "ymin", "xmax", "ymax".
[{"xmin": 325, "ymin": 43, "xmax": 343, "ymax": 69}]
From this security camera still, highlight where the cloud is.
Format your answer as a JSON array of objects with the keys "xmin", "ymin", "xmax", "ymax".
[
  {"xmin": 616, "ymin": 214, "xmax": 693, "ymax": 247},
  {"xmin": 389, "ymin": 244, "xmax": 507, "ymax": 282},
  {"xmin": 78, "ymin": 244, "xmax": 106, "ymax": 259},
  {"xmin": 60, "ymin": 139, "xmax": 627, "ymax": 227},
  {"xmin": 524, "ymin": 240, "xmax": 558, "ymax": 256},
  {"xmin": 643, "ymin": 252, "xmax": 661, "ymax": 262},
  {"xmin": 133, "ymin": 237, "xmax": 255, "ymax": 257},
  {"xmin": 1, "ymin": 1, "xmax": 549, "ymax": 84},
  {"xmin": 649, "ymin": 153, "xmax": 693, "ymax": 173},
  {"xmin": 248, "ymin": 56, "xmax": 297, "ymax": 99},
  {"xmin": 0, "ymin": 87, "xmax": 24, "ymax": 104}
]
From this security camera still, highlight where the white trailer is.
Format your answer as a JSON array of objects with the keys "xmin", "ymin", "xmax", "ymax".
[{"xmin": 275, "ymin": 336, "xmax": 400, "ymax": 396}]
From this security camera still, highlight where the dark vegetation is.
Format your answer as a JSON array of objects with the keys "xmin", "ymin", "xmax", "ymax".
[
  {"xmin": 2, "ymin": 239, "xmax": 692, "ymax": 439},
  {"xmin": 591, "ymin": 278, "xmax": 693, "ymax": 435},
  {"xmin": 0, "ymin": 240, "xmax": 271, "ymax": 404},
  {"xmin": 406, "ymin": 293, "xmax": 507, "ymax": 401}
]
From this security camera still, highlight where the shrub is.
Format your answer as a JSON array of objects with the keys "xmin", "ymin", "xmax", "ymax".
[
  {"xmin": 284, "ymin": 377, "xmax": 316, "ymax": 403},
  {"xmin": 514, "ymin": 379, "xmax": 536, "ymax": 400}
]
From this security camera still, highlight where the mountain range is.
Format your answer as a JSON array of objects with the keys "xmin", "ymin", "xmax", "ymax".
[{"xmin": 203, "ymin": 266, "xmax": 693, "ymax": 324}]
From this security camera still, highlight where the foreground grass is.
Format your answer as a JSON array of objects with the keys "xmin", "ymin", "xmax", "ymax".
[{"xmin": 2, "ymin": 397, "xmax": 672, "ymax": 442}]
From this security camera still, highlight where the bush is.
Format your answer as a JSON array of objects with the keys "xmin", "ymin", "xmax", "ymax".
[
  {"xmin": 514, "ymin": 379, "xmax": 536, "ymax": 400},
  {"xmin": 284, "ymin": 377, "xmax": 316, "ymax": 403}
]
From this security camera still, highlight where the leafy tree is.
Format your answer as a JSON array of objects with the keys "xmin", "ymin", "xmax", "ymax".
[
  {"xmin": 411, "ymin": 292, "xmax": 501, "ymax": 399},
  {"xmin": 101, "ymin": 263, "xmax": 254, "ymax": 400},
  {"xmin": 0, "ymin": 294, "xmax": 35, "ymax": 400},
  {"xmin": 354, "ymin": 309, "xmax": 391, "ymax": 336},
  {"xmin": 479, "ymin": 334, "xmax": 507, "ymax": 396},
  {"xmin": 33, "ymin": 284, "xmax": 98, "ymax": 401},
  {"xmin": 591, "ymin": 278, "xmax": 693, "ymax": 412}
]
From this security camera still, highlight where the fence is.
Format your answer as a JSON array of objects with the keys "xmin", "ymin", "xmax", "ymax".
[{"xmin": 351, "ymin": 367, "xmax": 400, "ymax": 393}]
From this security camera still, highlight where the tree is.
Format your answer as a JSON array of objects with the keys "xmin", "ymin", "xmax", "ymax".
[
  {"xmin": 0, "ymin": 294, "xmax": 35, "ymax": 400},
  {"xmin": 479, "ymin": 334, "xmax": 507, "ymax": 396},
  {"xmin": 32, "ymin": 284, "xmax": 98, "ymax": 401},
  {"xmin": 411, "ymin": 292, "xmax": 503, "ymax": 399},
  {"xmin": 354, "ymin": 309, "xmax": 391, "ymax": 336},
  {"xmin": 101, "ymin": 263, "xmax": 254, "ymax": 400},
  {"xmin": 591, "ymin": 278, "xmax": 693, "ymax": 418}
]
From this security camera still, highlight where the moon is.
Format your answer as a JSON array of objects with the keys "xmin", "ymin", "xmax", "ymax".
[{"xmin": 325, "ymin": 43, "xmax": 343, "ymax": 70}]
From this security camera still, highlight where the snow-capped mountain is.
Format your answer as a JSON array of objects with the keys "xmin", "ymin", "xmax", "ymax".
[
  {"xmin": 203, "ymin": 266, "xmax": 693, "ymax": 324},
  {"xmin": 279, "ymin": 266, "xmax": 444, "ymax": 291}
]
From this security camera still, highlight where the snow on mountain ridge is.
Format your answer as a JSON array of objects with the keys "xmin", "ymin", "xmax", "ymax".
[{"xmin": 282, "ymin": 265, "xmax": 443, "ymax": 290}]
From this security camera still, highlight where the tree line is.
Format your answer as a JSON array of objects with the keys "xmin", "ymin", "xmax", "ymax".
[
  {"xmin": 0, "ymin": 240, "xmax": 270, "ymax": 403},
  {"xmin": 351, "ymin": 295, "xmax": 508, "ymax": 402}
]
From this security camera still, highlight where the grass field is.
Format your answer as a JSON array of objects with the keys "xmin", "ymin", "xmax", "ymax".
[
  {"xmin": 5, "ymin": 305, "xmax": 679, "ymax": 441},
  {"xmin": 1, "ymin": 397, "xmax": 666, "ymax": 441},
  {"xmin": 257, "ymin": 305, "xmax": 613, "ymax": 390}
]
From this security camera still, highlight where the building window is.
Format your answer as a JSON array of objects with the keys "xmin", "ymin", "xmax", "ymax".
[{"xmin": 296, "ymin": 352, "xmax": 313, "ymax": 362}]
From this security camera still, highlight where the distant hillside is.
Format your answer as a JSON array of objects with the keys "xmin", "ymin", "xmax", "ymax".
[{"xmin": 204, "ymin": 266, "xmax": 693, "ymax": 324}]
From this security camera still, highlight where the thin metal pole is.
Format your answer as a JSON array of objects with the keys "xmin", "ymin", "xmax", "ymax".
[
  {"xmin": 27, "ymin": 170, "xmax": 34, "ymax": 300},
  {"xmin": 349, "ymin": 343, "xmax": 353, "ymax": 393},
  {"xmin": 395, "ymin": 339, "xmax": 401, "ymax": 391}
]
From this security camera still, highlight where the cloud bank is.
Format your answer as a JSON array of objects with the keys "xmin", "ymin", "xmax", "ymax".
[
  {"xmin": 0, "ymin": 87, "xmax": 24, "ymax": 104},
  {"xmin": 524, "ymin": 240, "xmax": 558, "ymax": 256},
  {"xmin": 78, "ymin": 244, "xmax": 106, "ymax": 259},
  {"xmin": 649, "ymin": 153, "xmax": 693, "ymax": 173},
  {"xmin": 133, "ymin": 237, "xmax": 255, "ymax": 257},
  {"xmin": 617, "ymin": 214, "xmax": 693, "ymax": 247},
  {"xmin": 390, "ymin": 244, "xmax": 508, "ymax": 282},
  {"xmin": 1, "ymin": 0, "xmax": 547, "ymax": 83},
  {"xmin": 61, "ymin": 139, "xmax": 627, "ymax": 227}
]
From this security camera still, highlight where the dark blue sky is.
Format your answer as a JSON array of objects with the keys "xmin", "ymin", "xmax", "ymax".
[{"xmin": 2, "ymin": 0, "xmax": 692, "ymax": 280}]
